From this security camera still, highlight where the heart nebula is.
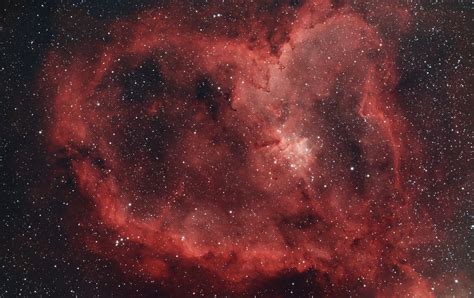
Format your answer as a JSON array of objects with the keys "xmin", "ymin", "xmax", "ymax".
[{"xmin": 39, "ymin": 1, "xmax": 469, "ymax": 296}]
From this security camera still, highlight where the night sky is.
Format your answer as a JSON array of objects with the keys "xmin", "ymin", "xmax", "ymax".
[{"xmin": 1, "ymin": 0, "xmax": 473, "ymax": 297}]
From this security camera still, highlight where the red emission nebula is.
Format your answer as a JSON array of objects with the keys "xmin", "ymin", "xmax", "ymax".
[{"xmin": 37, "ymin": 0, "xmax": 471, "ymax": 296}]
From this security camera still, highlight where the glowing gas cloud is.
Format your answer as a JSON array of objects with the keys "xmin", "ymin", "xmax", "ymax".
[{"xmin": 38, "ymin": 1, "xmax": 471, "ymax": 296}]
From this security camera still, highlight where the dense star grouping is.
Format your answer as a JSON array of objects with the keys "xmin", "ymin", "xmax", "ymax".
[{"xmin": 2, "ymin": 0, "xmax": 472, "ymax": 296}]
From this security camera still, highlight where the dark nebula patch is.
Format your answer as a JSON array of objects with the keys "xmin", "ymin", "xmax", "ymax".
[{"xmin": 1, "ymin": 0, "xmax": 473, "ymax": 297}]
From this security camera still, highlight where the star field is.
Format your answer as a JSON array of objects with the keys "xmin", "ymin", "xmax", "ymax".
[{"xmin": 1, "ymin": 1, "xmax": 473, "ymax": 297}]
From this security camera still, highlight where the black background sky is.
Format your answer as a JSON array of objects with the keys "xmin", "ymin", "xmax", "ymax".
[{"xmin": 1, "ymin": 1, "xmax": 473, "ymax": 297}]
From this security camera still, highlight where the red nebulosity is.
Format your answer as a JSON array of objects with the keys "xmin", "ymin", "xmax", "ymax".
[{"xmin": 39, "ymin": 1, "xmax": 462, "ymax": 296}]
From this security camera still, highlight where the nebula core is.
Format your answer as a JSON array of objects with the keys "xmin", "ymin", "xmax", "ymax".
[{"xmin": 2, "ymin": 0, "xmax": 472, "ymax": 297}]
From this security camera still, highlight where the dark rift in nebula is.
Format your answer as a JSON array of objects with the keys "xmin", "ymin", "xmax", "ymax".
[{"xmin": 36, "ymin": 0, "xmax": 470, "ymax": 296}]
